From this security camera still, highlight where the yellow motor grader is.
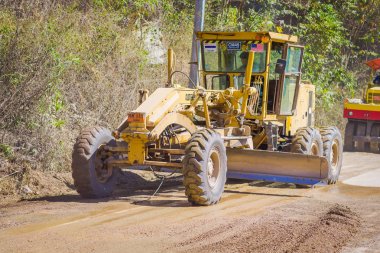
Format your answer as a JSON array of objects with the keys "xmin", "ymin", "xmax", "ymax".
[{"xmin": 72, "ymin": 31, "xmax": 343, "ymax": 205}]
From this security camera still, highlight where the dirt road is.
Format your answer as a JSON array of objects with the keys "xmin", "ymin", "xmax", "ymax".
[{"xmin": 0, "ymin": 152, "xmax": 379, "ymax": 253}]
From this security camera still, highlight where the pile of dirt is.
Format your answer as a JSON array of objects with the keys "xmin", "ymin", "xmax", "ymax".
[
  {"xmin": 174, "ymin": 201, "xmax": 361, "ymax": 253},
  {"xmin": 291, "ymin": 204, "xmax": 361, "ymax": 252},
  {"xmin": 0, "ymin": 167, "xmax": 75, "ymax": 207}
]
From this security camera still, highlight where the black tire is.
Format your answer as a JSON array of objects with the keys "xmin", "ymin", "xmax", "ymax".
[
  {"xmin": 182, "ymin": 129, "xmax": 227, "ymax": 206},
  {"xmin": 320, "ymin": 127, "xmax": 343, "ymax": 184},
  {"xmin": 343, "ymin": 121, "xmax": 355, "ymax": 151},
  {"xmin": 356, "ymin": 122, "xmax": 367, "ymax": 152},
  {"xmin": 72, "ymin": 126, "xmax": 119, "ymax": 198},
  {"xmin": 370, "ymin": 124, "xmax": 380, "ymax": 153},
  {"xmin": 291, "ymin": 127, "xmax": 323, "ymax": 156}
]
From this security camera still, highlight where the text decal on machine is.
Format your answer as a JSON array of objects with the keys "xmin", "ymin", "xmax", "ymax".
[
  {"xmin": 204, "ymin": 42, "xmax": 217, "ymax": 52},
  {"xmin": 227, "ymin": 41, "xmax": 241, "ymax": 50}
]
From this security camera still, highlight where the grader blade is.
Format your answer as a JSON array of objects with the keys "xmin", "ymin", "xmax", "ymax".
[{"xmin": 226, "ymin": 149, "xmax": 329, "ymax": 185}]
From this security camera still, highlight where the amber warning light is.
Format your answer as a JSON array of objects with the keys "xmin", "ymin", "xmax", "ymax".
[{"xmin": 127, "ymin": 112, "xmax": 145, "ymax": 123}]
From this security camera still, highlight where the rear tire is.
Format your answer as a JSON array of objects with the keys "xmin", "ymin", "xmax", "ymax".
[
  {"xmin": 291, "ymin": 127, "xmax": 323, "ymax": 156},
  {"xmin": 182, "ymin": 129, "xmax": 227, "ymax": 206},
  {"xmin": 320, "ymin": 127, "xmax": 343, "ymax": 184},
  {"xmin": 370, "ymin": 124, "xmax": 380, "ymax": 153},
  {"xmin": 72, "ymin": 126, "xmax": 119, "ymax": 198},
  {"xmin": 344, "ymin": 121, "xmax": 355, "ymax": 151},
  {"xmin": 356, "ymin": 122, "xmax": 367, "ymax": 151}
]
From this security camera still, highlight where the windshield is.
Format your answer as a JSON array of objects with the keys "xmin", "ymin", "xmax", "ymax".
[{"xmin": 202, "ymin": 41, "xmax": 267, "ymax": 73}]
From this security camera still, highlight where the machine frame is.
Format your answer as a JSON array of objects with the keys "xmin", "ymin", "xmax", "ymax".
[{"xmin": 72, "ymin": 31, "xmax": 343, "ymax": 205}]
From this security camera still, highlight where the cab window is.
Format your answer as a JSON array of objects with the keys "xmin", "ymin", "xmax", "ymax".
[
  {"xmin": 279, "ymin": 46, "xmax": 303, "ymax": 115},
  {"xmin": 202, "ymin": 41, "xmax": 268, "ymax": 73}
]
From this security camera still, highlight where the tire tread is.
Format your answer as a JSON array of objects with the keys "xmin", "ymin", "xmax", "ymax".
[{"xmin": 182, "ymin": 129, "xmax": 226, "ymax": 206}]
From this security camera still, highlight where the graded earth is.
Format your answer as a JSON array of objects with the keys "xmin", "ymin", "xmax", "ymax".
[{"xmin": 0, "ymin": 152, "xmax": 379, "ymax": 253}]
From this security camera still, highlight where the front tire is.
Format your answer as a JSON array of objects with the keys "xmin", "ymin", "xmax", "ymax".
[
  {"xmin": 182, "ymin": 129, "xmax": 227, "ymax": 206},
  {"xmin": 320, "ymin": 127, "xmax": 343, "ymax": 184},
  {"xmin": 72, "ymin": 126, "xmax": 119, "ymax": 198},
  {"xmin": 291, "ymin": 127, "xmax": 323, "ymax": 188}
]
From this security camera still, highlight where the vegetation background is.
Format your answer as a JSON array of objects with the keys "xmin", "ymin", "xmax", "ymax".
[{"xmin": 0, "ymin": 0, "xmax": 379, "ymax": 197}]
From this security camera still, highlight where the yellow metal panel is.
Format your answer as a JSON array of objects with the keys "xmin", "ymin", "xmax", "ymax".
[
  {"xmin": 196, "ymin": 31, "xmax": 267, "ymax": 41},
  {"xmin": 261, "ymin": 41, "xmax": 272, "ymax": 118},
  {"xmin": 263, "ymin": 114, "xmax": 278, "ymax": 121},
  {"xmin": 369, "ymin": 87, "xmax": 380, "ymax": 92},
  {"xmin": 148, "ymin": 92, "xmax": 180, "ymax": 124},
  {"xmin": 149, "ymin": 112, "xmax": 197, "ymax": 140},
  {"xmin": 167, "ymin": 48, "xmax": 174, "ymax": 85},
  {"xmin": 344, "ymin": 102, "xmax": 380, "ymax": 112},
  {"xmin": 268, "ymin": 32, "xmax": 298, "ymax": 43},
  {"xmin": 367, "ymin": 87, "xmax": 380, "ymax": 104},
  {"xmin": 286, "ymin": 116, "xmax": 292, "ymax": 135},
  {"xmin": 290, "ymin": 82, "xmax": 315, "ymax": 135},
  {"xmin": 241, "ymin": 51, "xmax": 255, "ymax": 115},
  {"xmin": 120, "ymin": 132, "xmax": 149, "ymax": 165},
  {"xmin": 201, "ymin": 95, "xmax": 211, "ymax": 128},
  {"xmin": 127, "ymin": 138, "xmax": 146, "ymax": 165},
  {"xmin": 196, "ymin": 31, "xmax": 298, "ymax": 44},
  {"xmin": 135, "ymin": 88, "xmax": 175, "ymax": 113},
  {"xmin": 134, "ymin": 88, "xmax": 180, "ymax": 127}
]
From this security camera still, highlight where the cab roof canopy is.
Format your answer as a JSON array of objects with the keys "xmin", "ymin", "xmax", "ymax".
[
  {"xmin": 196, "ymin": 31, "xmax": 298, "ymax": 44},
  {"xmin": 365, "ymin": 58, "xmax": 380, "ymax": 71}
]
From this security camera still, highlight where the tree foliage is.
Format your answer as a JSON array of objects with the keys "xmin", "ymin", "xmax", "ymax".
[
  {"xmin": 0, "ymin": 0, "xmax": 378, "ymax": 170},
  {"xmin": 204, "ymin": 0, "xmax": 379, "ymax": 108}
]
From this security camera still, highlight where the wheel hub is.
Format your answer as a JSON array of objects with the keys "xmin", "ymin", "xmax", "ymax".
[
  {"xmin": 95, "ymin": 144, "xmax": 113, "ymax": 183},
  {"xmin": 311, "ymin": 142, "xmax": 320, "ymax": 156},
  {"xmin": 330, "ymin": 139, "xmax": 339, "ymax": 173},
  {"xmin": 207, "ymin": 148, "xmax": 221, "ymax": 189}
]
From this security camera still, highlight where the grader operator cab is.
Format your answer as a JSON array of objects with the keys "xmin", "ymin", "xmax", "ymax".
[{"xmin": 72, "ymin": 31, "xmax": 343, "ymax": 206}]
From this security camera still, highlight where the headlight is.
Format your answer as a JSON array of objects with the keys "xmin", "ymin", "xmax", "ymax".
[{"xmin": 127, "ymin": 112, "xmax": 145, "ymax": 123}]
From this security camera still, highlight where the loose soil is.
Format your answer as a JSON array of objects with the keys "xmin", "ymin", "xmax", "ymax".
[
  {"xmin": 0, "ymin": 152, "xmax": 379, "ymax": 253},
  {"xmin": 175, "ymin": 202, "xmax": 360, "ymax": 253}
]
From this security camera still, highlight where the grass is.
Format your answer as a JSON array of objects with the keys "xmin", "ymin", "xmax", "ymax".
[
  {"xmin": 0, "ymin": 144, "xmax": 13, "ymax": 158},
  {"xmin": 0, "ymin": 2, "xmax": 192, "ymax": 172}
]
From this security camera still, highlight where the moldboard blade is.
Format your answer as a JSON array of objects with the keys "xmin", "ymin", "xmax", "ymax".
[{"xmin": 226, "ymin": 149, "xmax": 329, "ymax": 185}]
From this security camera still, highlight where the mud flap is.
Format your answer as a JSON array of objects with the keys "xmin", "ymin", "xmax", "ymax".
[{"xmin": 226, "ymin": 149, "xmax": 329, "ymax": 185}]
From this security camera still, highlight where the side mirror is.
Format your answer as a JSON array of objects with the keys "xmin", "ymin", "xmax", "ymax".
[{"xmin": 275, "ymin": 59, "xmax": 287, "ymax": 74}]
